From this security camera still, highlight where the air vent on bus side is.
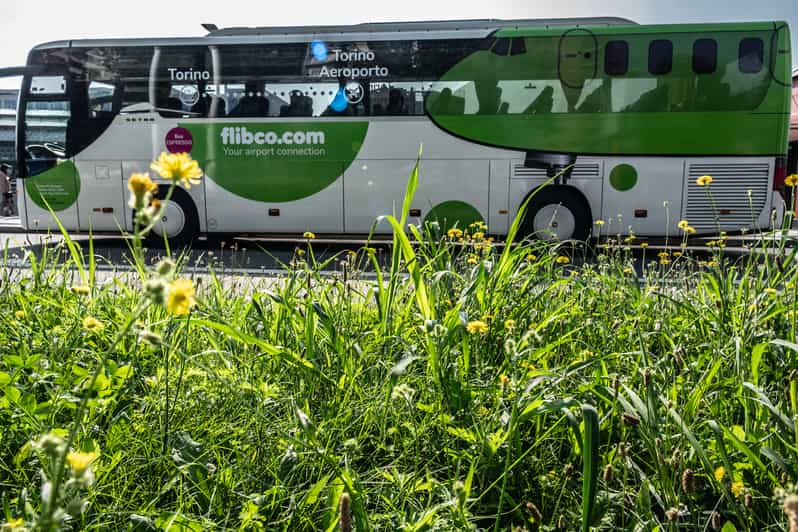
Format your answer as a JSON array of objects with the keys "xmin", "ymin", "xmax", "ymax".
[
  {"xmin": 684, "ymin": 163, "xmax": 770, "ymax": 231},
  {"xmin": 511, "ymin": 163, "xmax": 601, "ymax": 180}
]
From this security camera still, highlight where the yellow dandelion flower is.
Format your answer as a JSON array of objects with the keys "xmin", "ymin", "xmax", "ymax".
[
  {"xmin": 696, "ymin": 175, "xmax": 713, "ymax": 186},
  {"xmin": 526, "ymin": 254, "xmax": 537, "ymax": 261},
  {"xmin": 127, "ymin": 172, "xmax": 158, "ymax": 209},
  {"xmin": 2, "ymin": 518, "xmax": 25, "ymax": 530},
  {"xmin": 731, "ymin": 480, "xmax": 745, "ymax": 497},
  {"xmin": 640, "ymin": 242, "xmax": 649, "ymax": 248},
  {"xmin": 714, "ymin": 466, "xmax": 726, "ymax": 483},
  {"xmin": 295, "ymin": 248, "xmax": 305, "ymax": 256},
  {"xmin": 66, "ymin": 450, "xmax": 99, "ymax": 475},
  {"xmin": 166, "ymin": 278, "xmax": 196, "ymax": 316},
  {"xmin": 660, "ymin": 258, "xmax": 671, "ymax": 265},
  {"xmin": 14, "ymin": 310, "xmax": 26, "ymax": 320},
  {"xmin": 447, "ymin": 228, "xmax": 463, "ymax": 239},
  {"xmin": 594, "ymin": 219, "xmax": 605, "ymax": 226},
  {"xmin": 466, "ymin": 320, "xmax": 489, "ymax": 335},
  {"xmin": 472, "ymin": 232, "xmax": 485, "ymax": 241},
  {"xmin": 764, "ymin": 288, "xmax": 777, "ymax": 295},
  {"xmin": 556, "ymin": 255, "xmax": 570, "ymax": 265},
  {"xmin": 82, "ymin": 316, "xmax": 104, "ymax": 332},
  {"xmin": 687, "ymin": 227, "xmax": 696, "ymax": 235},
  {"xmin": 504, "ymin": 319, "xmax": 516, "ymax": 329},
  {"xmin": 303, "ymin": 231, "xmax": 316, "ymax": 240},
  {"xmin": 499, "ymin": 374, "xmax": 510, "ymax": 385},
  {"xmin": 658, "ymin": 251, "xmax": 670, "ymax": 258},
  {"xmin": 481, "ymin": 314, "xmax": 494, "ymax": 322},
  {"xmin": 786, "ymin": 174, "xmax": 798, "ymax": 187},
  {"xmin": 467, "ymin": 256, "xmax": 479, "ymax": 265},
  {"xmin": 678, "ymin": 220, "xmax": 689, "ymax": 230},
  {"xmin": 707, "ymin": 261, "xmax": 719, "ymax": 268},
  {"xmin": 70, "ymin": 285, "xmax": 90, "ymax": 296},
  {"xmin": 150, "ymin": 152, "xmax": 203, "ymax": 188},
  {"xmin": 623, "ymin": 267, "xmax": 633, "ymax": 274}
]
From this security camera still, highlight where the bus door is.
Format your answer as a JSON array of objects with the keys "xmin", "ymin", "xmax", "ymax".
[
  {"xmin": 72, "ymin": 78, "xmax": 126, "ymax": 232},
  {"xmin": 20, "ymin": 72, "xmax": 81, "ymax": 231}
]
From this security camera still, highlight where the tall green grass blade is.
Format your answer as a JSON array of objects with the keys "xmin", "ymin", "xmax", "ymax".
[{"xmin": 580, "ymin": 404, "xmax": 600, "ymax": 532}]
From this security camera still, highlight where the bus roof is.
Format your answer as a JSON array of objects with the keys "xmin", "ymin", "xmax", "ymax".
[
  {"xmin": 29, "ymin": 18, "xmax": 786, "ymax": 52},
  {"xmin": 30, "ymin": 17, "xmax": 636, "ymax": 51},
  {"xmin": 206, "ymin": 17, "xmax": 637, "ymax": 36}
]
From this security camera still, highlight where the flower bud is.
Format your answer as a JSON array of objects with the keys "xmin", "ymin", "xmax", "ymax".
[{"xmin": 155, "ymin": 258, "xmax": 176, "ymax": 277}]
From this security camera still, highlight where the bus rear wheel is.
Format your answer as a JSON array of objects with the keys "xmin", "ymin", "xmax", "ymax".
[
  {"xmin": 520, "ymin": 186, "xmax": 591, "ymax": 241},
  {"xmin": 144, "ymin": 187, "xmax": 199, "ymax": 248}
]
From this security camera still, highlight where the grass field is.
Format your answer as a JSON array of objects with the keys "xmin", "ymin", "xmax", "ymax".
[{"xmin": 1, "ymin": 155, "xmax": 798, "ymax": 531}]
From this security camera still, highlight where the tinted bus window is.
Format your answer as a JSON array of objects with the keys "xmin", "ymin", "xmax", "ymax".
[
  {"xmin": 739, "ymin": 38, "xmax": 764, "ymax": 73},
  {"xmin": 510, "ymin": 38, "xmax": 526, "ymax": 56},
  {"xmin": 492, "ymin": 38, "xmax": 511, "ymax": 56},
  {"xmin": 604, "ymin": 40, "xmax": 629, "ymax": 76},
  {"xmin": 648, "ymin": 40, "xmax": 673, "ymax": 75},
  {"xmin": 692, "ymin": 39, "xmax": 717, "ymax": 74}
]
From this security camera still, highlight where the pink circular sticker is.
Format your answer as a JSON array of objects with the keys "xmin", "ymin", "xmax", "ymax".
[{"xmin": 165, "ymin": 127, "xmax": 193, "ymax": 154}]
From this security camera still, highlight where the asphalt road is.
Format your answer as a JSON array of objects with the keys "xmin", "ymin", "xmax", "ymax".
[
  {"xmin": 0, "ymin": 231, "xmax": 390, "ymax": 275},
  {"xmin": 0, "ymin": 227, "xmax": 795, "ymax": 278}
]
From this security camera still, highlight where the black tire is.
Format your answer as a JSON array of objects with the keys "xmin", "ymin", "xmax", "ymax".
[
  {"xmin": 142, "ymin": 187, "xmax": 199, "ymax": 249},
  {"xmin": 519, "ymin": 186, "xmax": 592, "ymax": 241}
]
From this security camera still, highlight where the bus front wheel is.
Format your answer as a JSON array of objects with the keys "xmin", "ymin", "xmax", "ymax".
[
  {"xmin": 144, "ymin": 187, "xmax": 199, "ymax": 248},
  {"xmin": 520, "ymin": 186, "xmax": 591, "ymax": 241}
]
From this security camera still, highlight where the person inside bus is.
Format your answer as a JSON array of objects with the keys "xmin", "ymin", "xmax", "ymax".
[
  {"xmin": 385, "ymin": 88, "xmax": 405, "ymax": 115},
  {"xmin": 0, "ymin": 163, "xmax": 12, "ymax": 216},
  {"xmin": 280, "ymin": 90, "xmax": 313, "ymax": 117},
  {"xmin": 192, "ymin": 93, "xmax": 227, "ymax": 118},
  {"xmin": 154, "ymin": 84, "xmax": 183, "ymax": 117},
  {"xmin": 229, "ymin": 81, "xmax": 270, "ymax": 117}
]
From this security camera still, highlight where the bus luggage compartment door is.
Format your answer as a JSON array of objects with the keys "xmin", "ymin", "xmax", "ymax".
[{"xmin": 75, "ymin": 160, "xmax": 124, "ymax": 231}]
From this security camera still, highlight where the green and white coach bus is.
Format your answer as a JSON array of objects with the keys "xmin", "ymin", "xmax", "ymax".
[{"xmin": 0, "ymin": 17, "xmax": 793, "ymax": 243}]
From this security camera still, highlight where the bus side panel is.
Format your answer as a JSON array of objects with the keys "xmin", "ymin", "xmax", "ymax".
[
  {"xmin": 202, "ymin": 170, "xmax": 344, "ymax": 234},
  {"xmin": 344, "ymin": 158, "xmax": 490, "ymax": 234}
]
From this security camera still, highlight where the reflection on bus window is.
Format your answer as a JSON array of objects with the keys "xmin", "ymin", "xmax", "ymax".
[
  {"xmin": 88, "ymin": 81, "xmax": 116, "ymax": 118},
  {"xmin": 24, "ymin": 100, "xmax": 70, "ymax": 177}
]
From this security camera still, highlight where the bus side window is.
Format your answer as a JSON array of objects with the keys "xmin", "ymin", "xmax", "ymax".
[
  {"xmin": 492, "ymin": 38, "xmax": 511, "ymax": 57},
  {"xmin": 692, "ymin": 39, "xmax": 718, "ymax": 74},
  {"xmin": 510, "ymin": 38, "xmax": 527, "ymax": 56},
  {"xmin": 648, "ymin": 40, "xmax": 673, "ymax": 75},
  {"xmin": 88, "ymin": 81, "xmax": 117, "ymax": 118},
  {"xmin": 604, "ymin": 40, "xmax": 629, "ymax": 76},
  {"xmin": 739, "ymin": 38, "xmax": 764, "ymax": 74}
]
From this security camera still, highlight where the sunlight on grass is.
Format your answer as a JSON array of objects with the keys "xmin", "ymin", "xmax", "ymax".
[{"xmin": 1, "ymin": 161, "xmax": 798, "ymax": 530}]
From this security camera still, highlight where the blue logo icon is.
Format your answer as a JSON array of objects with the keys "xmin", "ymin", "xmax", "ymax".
[
  {"xmin": 311, "ymin": 40, "xmax": 328, "ymax": 62},
  {"xmin": 330, "ymin": 88, "xmax": 348, "ymax": 112}
]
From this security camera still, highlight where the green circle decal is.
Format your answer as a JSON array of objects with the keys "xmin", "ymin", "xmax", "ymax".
[
  {"xmin": 423, "ymin": 201, "xmax": 484, "ymax": 231},
  {"xmin": 25, "ymin": 161, "xmax": 80, "ymax": 211},
  {"xmin": 610, "ymin": 164, "xmax": 638, "ymax": 192}
]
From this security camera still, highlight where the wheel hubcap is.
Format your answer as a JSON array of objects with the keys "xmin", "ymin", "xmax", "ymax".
[
  {"xmin": 532, "ymin": 204, "xmax": 576, "ymax": 241},
  {"xmin": 151, "ymin": 200, "xmax": 186, "ymax": 239}
]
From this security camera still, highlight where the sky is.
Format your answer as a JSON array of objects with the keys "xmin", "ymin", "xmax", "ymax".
[{"xmin": 1, "ymin": 0, "xmax": 796, "ymax": 89}]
